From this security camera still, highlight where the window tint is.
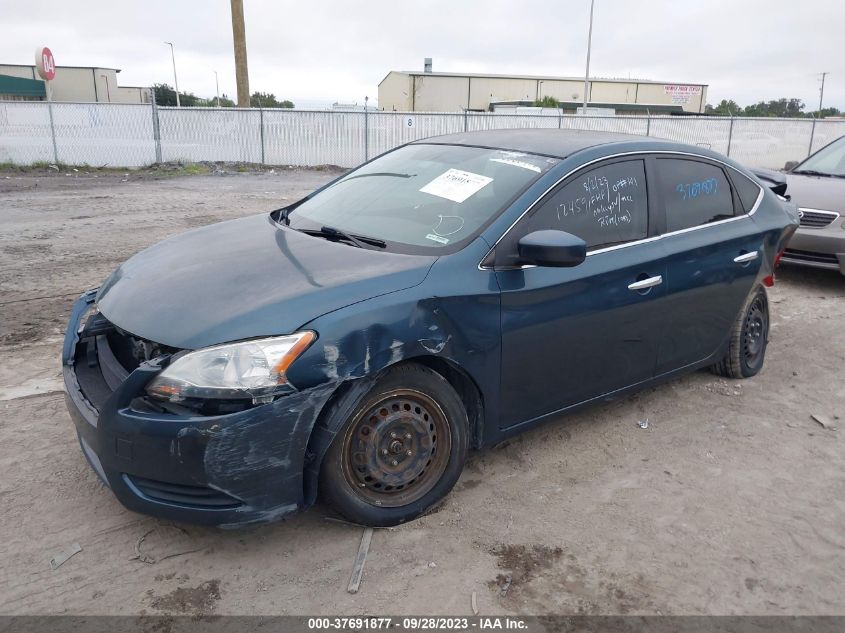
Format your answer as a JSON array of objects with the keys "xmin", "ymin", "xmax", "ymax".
[
  {"xmin": 732, "ymin": 171, "xmax": 762, "ymax": 213},
  {"xmin": 658, "ymin": 159, "xmax": 735, "ymax": 232},
  {"xmin": 522, "ymin": 160, "xmax": 648, "ymax": 250}
]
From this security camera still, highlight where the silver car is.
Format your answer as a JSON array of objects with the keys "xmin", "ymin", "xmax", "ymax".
[{"xmin": 778, "ymin": 136, "xmax": 845, "ymax": 274}]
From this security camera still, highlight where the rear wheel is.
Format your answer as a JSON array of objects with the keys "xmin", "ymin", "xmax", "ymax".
[
  {"xmin": 711, "ymin": 285, "xmax": 769, "ymax": 379},
  {"xmin": 319, "ymin": 363, "xmax": 468, "ymax": 526}
]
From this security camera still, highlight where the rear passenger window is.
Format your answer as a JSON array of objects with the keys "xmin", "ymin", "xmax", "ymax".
[
  {"xmin": 524, "ymin": 160, "xmax": 648, "ymax": 249},
  {"xmin": 732, "ymin": 171, "xmax": 763, "ymax": 213},
  {"xmin": 658, "ymin": 159, "xmax": 735, "ymax": 232}
]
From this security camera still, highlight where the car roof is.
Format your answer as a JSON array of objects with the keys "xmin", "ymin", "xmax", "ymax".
[{"xmin": 413, "ymin": 128, "xmax": 674, "ymax": 159}]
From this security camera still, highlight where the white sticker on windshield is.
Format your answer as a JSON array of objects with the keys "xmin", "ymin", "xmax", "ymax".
[
  {"xmin": 425, "ymin": 233, "xmax": 450, "ymax": 245},
  {"xmin": 490, "ymin": 158, "xmax": 542, "ymax": 173},
  {"xmin": 419, "ymin": 169, "xmax": 493, "ymax": 203}
]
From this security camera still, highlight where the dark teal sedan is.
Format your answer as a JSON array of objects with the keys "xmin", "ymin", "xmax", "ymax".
[{"xmin": 62, "ymin": 130, "xmax": 798, "ymax": 527}]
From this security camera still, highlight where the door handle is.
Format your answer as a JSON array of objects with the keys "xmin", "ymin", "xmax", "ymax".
[
  {"xmin": 628, "ymin": 275, "xmax": 663, "ymax": 291},
  {"xmin": 733, "ymin": 251, "xmax": 758, "ymax": 263}
]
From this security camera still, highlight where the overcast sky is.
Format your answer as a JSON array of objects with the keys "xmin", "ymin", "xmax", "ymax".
[{"xmin": 1, "ymin": 0, "xmax": 842, "ymax": 110}]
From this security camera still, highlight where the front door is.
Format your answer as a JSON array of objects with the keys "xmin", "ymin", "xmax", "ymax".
[{"xmin": 493, "ymin": 158, "xmax": 668, "ymax": 429}]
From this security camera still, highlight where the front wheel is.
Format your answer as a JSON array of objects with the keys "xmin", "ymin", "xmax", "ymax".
[
  {"xmin": 319, "ymin": 363, "xmax": 468, "ymax": 527},
  {"xmin": 711, "ymin": 285, "xmax": 769, "ymax": 379}
]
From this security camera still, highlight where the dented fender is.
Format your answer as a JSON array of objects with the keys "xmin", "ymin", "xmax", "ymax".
[{"xmin": 290, "ymin": 237, "xmax": 504, "ymax": 502}]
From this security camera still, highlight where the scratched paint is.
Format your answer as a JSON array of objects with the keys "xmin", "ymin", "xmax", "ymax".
[{"xmin": 201, "ymin": 382, "xmax": 337, "ymax": 520}]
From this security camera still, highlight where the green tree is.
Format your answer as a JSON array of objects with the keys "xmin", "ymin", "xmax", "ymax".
[
  {"xmin": 249, "ymin": 92, "xmax": 294, "ymax": 108},
  {"xmin": 195, "ymin": 93, "xmax": 236, "ymax": 107},
  {"xmin": 809, "ymin": 106, "xmax": 841, "ymax": 118},
  {"xmin": 217, "ymin": 93, "xmax": 236, "ymax": 107},
  {"xmin": 705, "ymin": 99, "xmax": 741, "ymax": 116},
  {"xmin": 533, "ymin": 95, "xmax": 561, "ymax": 108},
  {"xmin": 743, "ymin": 98, "xmax": 804, "ymax": 117},
  {"xmin": 704, "ymin": 97, "xmax": 825, "ymax": 118},
  {"xmin": 153, "ymin": 83, "xmax": 202, "ymax": 107}
]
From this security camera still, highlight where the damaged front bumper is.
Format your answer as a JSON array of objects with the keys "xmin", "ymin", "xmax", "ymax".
[{"xmin": 62, "ymin": 290, "xmax": 331, "ymax": 528}]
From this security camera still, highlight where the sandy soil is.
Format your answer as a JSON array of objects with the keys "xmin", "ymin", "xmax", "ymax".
[{"xmin": 0, "ymin": 169, "xmax": 843, "ymax": 616}]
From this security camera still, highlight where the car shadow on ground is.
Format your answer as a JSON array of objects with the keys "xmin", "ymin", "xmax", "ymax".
[{"xmin": 776, "ymin": 264, "xmax": 844, "ymax": 294}]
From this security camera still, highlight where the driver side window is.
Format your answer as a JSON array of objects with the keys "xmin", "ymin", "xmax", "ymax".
[{"xmin": 504, "ymin": 159, "xmax": 649, "ymax": 265}]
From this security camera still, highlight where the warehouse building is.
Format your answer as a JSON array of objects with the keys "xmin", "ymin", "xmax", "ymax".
[
  {"xmin": 378, "ymin": 65, "xmax": 708, "ymax": 115},
  {"xmin": 0, "ymin": 64, "xmax": 150, "ymax": 103}
]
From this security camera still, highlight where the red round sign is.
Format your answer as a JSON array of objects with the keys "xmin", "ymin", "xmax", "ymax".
[{"xmin": 36, "ymin": 47, "xmax": 56, "ymax": 81}]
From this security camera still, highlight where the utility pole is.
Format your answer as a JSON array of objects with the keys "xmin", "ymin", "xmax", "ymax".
[
  {"xmin": 164, "ymin": 41, "xmax": 180, "ymax": 107},
  {"xmin": 214, "ymin": 70, "xmax": 220, "ymax": 107},
  {"xmin": 230, "ymin": 0, "xmax": 250, "ymax": 107},
  {"xmin": 582, "ymin": 0, "xmax": 595, "ymax": 113},
  {"xmin": 818, "ymin": 71, "xmax": 829, "ymax": 114}
]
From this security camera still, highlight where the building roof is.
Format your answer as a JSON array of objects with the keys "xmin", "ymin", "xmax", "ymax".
[
  {"xmin": 0, "ymin": 63, "xmax": 122, "ymax": 72},
  {"xmin": 0, "ymin": 73, "xmax": 46, "ymax": 97},
  {"xmin": 490, "ymin": 100, "xmax": 685, "ymax": 114},
  {"xmin": 412, "ymin": 128, "xmax": 673, "ymax": 159},
  {"xmin": 380, "ymin": 70, "xmax": 707, "ymax": 87}
]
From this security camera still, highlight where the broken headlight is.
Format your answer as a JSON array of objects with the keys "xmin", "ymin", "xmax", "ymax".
[{"xmin": 145, "ymin": 332, "xmax": 315, "ymax": 405}]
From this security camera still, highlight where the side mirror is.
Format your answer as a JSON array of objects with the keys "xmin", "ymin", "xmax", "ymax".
[
  {"xmin": 517, "ymin": 230, "xmax": 587, "ymax": 268},
  {"xmin": 784, "ymin": 160, "xmax": 799, "ymax": 172}
]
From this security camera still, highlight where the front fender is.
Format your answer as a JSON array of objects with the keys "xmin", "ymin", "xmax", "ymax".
[{"xmin": 289, "ymin": 240, "xmax": 503, "ymax": 506}]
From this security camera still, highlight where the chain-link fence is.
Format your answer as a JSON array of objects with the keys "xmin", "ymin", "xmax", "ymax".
[{"xmin": 3, "ymin": 100, "xmax": 845, "ymax": 170}]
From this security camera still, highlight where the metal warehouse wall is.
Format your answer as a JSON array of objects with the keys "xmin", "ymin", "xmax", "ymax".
[
  {"xmin": 378, "ymin": 72, "xmax": 708, "ymax": 113},
  {"xmin": 0, "ymin": 66, "xmax": 139, "ymax": 103}
]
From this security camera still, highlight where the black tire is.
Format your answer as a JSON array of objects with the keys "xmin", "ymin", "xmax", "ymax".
[
  {"xmin": 319, "ymin": 363, "xmax": 468, "ymax": 527},
  {"xmin": 711, "ymin": 285, "xmax": 770, "ymax": 379}
]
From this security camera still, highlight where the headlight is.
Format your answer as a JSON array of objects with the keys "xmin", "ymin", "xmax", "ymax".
[{"xmin": 146, "ymin": 332, "xmax": 315, "ymax": 404}]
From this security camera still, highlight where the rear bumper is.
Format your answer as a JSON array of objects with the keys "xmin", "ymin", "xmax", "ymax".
[
  {"xmin": 782, "ymin": 227, "xmax": 845, "ymax": 274},
  {"xmin": 62, "ymin": 291, "xmax": 328, "ymax": 528}
]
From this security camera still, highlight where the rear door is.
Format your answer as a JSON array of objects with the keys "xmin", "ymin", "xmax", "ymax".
[
  {"xmin": 652, "ymin": 156, "xmax": 765, "ymax": 374},
  {"xmin": 493, "ymin": 157, "xmax": 668, "ymax": 428}
]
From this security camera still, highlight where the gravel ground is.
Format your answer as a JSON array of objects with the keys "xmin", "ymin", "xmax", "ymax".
[{"xmin": 0, "ymin": 169, "xmax": 843, "ymax": 616}]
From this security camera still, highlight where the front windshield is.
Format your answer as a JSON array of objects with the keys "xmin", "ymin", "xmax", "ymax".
[
  {"xmin": 287, "ymin": 144, "xmax": 558, "ymax": 252},
  {"xmin": 795, "ymin": 136, "xmax": 845, "ymax": 176}
]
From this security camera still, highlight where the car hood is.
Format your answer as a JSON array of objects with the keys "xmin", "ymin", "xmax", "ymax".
[
  {"xmin": 785, "ymin": 173, "xmax": 845, "ymax": 213},
  {"xmin": 749, "ymin": 167, "xmax": 788, "ymax": 197},
  {"xmin": 96, "ymin": 213, "xmax": 436, "ymax": 349}
]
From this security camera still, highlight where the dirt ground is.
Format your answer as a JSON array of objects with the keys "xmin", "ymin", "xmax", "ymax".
[{"xmin": 0, "ymin": 168, "xmax": 843, "ymax": 616}]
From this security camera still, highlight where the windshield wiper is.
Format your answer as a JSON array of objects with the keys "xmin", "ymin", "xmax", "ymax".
[
  {"xmin": 792, "ymin": 169, "xmax": 836, "ymax": 177},
  {"xmin": 343, "ymin": 172, "xmax": 416, "ymax": 182},
  {"xmin": 298, "ymin": 226, "xmax": 386, "ymax": 249}
]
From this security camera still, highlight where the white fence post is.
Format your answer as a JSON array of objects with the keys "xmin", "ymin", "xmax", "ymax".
[
  {"xmin": 150, "ymin": 97, "xmax": 162, "ymax": 164},
  {"xmin": 726, "ymin": 116, "xmax": 735, "ymax": 157},
  {"xmin": 364, "ymin": 105, "xmax": 369, "ymax": 161},
  {"xmin": 807, "ymin": 117, "xmax": 817, "ymax": 157},
  {"xmin": 259, "ymin": 106, "xmax": 265, "ymax": 165}
]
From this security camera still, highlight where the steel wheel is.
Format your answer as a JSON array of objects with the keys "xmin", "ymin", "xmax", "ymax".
[
  {"xmin": 340, "ymin": 388, "xmax": 452, "ymax": 507},
  {"xmin": 742, "ymin": 293, "xmax": 768, "ymax": 370}
]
